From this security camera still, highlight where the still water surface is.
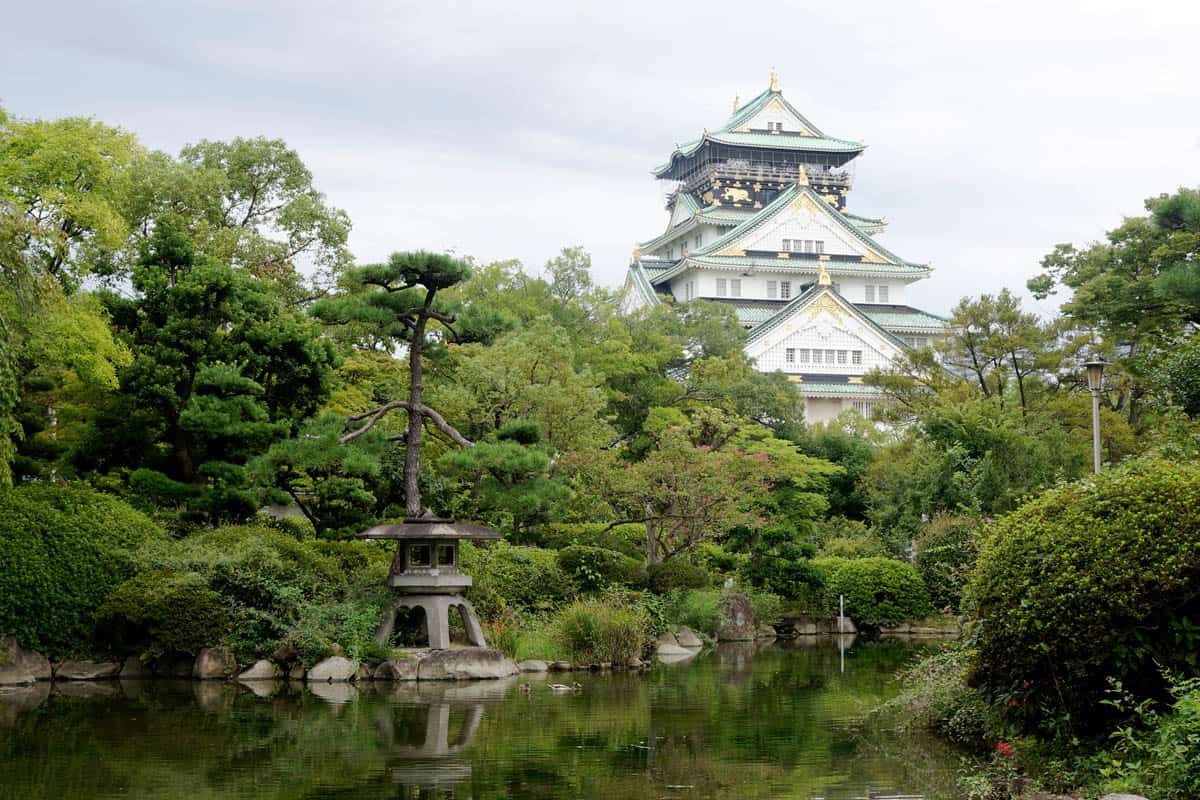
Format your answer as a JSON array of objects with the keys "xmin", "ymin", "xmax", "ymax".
[{"xmin": 0, "ymin": 638, "xmax": 960, "ymax": 799}]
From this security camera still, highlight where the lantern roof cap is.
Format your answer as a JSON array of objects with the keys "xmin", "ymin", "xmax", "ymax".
[{"xmin": 356, "ymin": 511, "xmax": 502, "ymax": 541}]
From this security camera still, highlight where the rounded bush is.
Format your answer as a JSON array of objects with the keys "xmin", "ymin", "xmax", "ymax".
[
  {"xmin": 814, "ymin": 556, "xmax": 931, "ymax": 628},
  {"xmin": 968, "ymin": 458, "xmax": 1200, "ymax": 733},
  {"xmin": 97, "ymin": 570, "xmax": 228, "ymax": 659},
  {"xmin": 648, "ymin": 560, "xmax": 712, "ymax": 594},
  {"xmin": 556, "ymin": 545, "xmax": 648, "ymax": 592},
  {"xmin": 551, "ymin": 597, "xmax": 651, "ymax": 665},
  {"xmin": 460, "ymin": 541, "xmax": 576, "ymax": 611},
  {"xmin": 0, "ymin": 483, "xmax": 164, "ymax": 657}
]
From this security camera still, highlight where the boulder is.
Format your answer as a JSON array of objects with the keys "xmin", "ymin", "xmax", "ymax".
[
  {"xmin": 656, "ymin": 633, "xmax": 694, "ymax": 658},
  {"xmin": 416, "ymin": 648, "xmax": 519, "ymax": 681},
  {"xmin": 353, "ymin": 665, "xmax": 372, "ymax": 682},
  {"xmin": 656, "ymin": 630, "xmax": 680, "ymax": 648},
  {"xmin": 0, "ymin": 663, "xmax": 34, "ymax": 686},
  {"xmin": 193, "ymin": 647, "xmax": 237, "ymax": 680},
  {"xmin": 1, "ymin": 638, "xmax": 52, "ymax": 681},
  {"xmin": 549, "ymin": 661, "xmax": 573, "ymax": 671},
  {"xmin": 672, "ymin": 626, "xmax": 703, "ymax": 648},
  {"xmin": 119, "ymin": 656, "xmax": 151, "ymax": 679},
  {"xmin": 716, "ymin": 593, "xmax": 756, "ymax": 641},
  {"xmin": 756, "ymin": 624, "xmax": 777, "ymax": 640},
  {"xmin": 1100, "ymin": 795, "xmax": 1151, "ymax": 800},
  {"xmin": 374, "ymin": 659, "xmax": 420, "ymax": 681},
  {"xmin": 307, "ymin": 656, "xmax": 358, "ymax": 682},
  {"xmin": 626, "ymin": 657, "xmax": 644, "ymax": 669},
  {"xmin": 517, "ymin": 659, "xmax": 549, "ymax": 673},
  {"xmin": 832, "ymin": 617, "xmax": 857, "ymax": 635},
  {"xmin": 237, "ymin": 660, "xmax": 281, "ymax": 681},
  {"xmin": 56, "ymin": 660, "xmax": 122, "ymax": 681}
]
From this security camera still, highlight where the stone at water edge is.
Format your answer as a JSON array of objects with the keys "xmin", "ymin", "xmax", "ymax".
[
  {"xmin": 353, "ymin": 665, "xmax": 372, "ymax": 682},
  {"xmin": 56, "ymin": 660, "xmax": 123, "ymax": 680},
  {"xmin": 307, "ymin": 656, "xmax": 358, "ymax": 682},
  {"xmin": 287, "ymin": 664, "xmax": 306, "ymax": 681},
  {"xmin": 716, "ymin": 593, "xmax": 756, "ymax": 642},
  {"xmin": 416, "ymin": 648, "xmax": 519, "ymax": 681},
  {"xmin": 119, "ymin": 656, "xmax": 151, "ymax": 679},
  {"xmin": 193, "ymin": 647, "xmax": 237, "ymax": 680},
  {"xmin": 656, "ymin": 630, "xmax": 680, "ymax": 648},
  {"xmin": 517, "ymin": 660, "xmax": 549, "ymax": 672},
  {"xmin": 374, "ymin": 659, "xmax": 419, "ymax": 681},
  {"xmin": 1100, "ymin": 795, "xmax": 1151, "ymax": 800},
  {"xmin": 672, "ymin": 626, "xmax": 703, "ymax": 648},
  {"xmin": 755, "ymin": 624, "xmax": 777, "ymax": 640},
  {"xmin": 626, "ymin": 657, "xmax": 644, "ymax": 669},
  {"xmin": 2, "ymin": 637, "xmax": 52, "ymax": 681},
  {"xmin": 237, "ymin": 660, "xmax": 281, "ymax": 681},
  {"xmin": 549, "ymin": 661, "xmax": 573, "ymax": 671}
]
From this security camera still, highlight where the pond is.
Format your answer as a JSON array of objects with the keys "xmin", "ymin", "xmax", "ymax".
[{"xmin": 0, "ymin": 637, "xmax": 961, "ymax": 799}]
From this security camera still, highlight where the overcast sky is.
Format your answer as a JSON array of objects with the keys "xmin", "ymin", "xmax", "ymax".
[{"xmin": 4, "ymin": 0, "xmax": 1199, "ymax": 315}]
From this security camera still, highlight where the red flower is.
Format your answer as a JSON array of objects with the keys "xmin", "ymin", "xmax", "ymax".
[{"xmin": 995, "ymin": 741, "xmax": 1014, "ymax": 759}]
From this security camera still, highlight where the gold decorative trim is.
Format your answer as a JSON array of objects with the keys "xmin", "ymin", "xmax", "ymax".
[{"xmin": 848, "ymin": 376, "xmax": 864, "ymax": 384}]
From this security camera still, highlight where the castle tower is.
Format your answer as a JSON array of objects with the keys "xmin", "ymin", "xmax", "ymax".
[{"xmin": 622, "ymin": 72, "xmax": 947, "ymax": 423}]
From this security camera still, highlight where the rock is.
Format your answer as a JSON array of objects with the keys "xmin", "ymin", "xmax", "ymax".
[
  {"xmin": 416, "ymin": 648, "xmax": 519, "ymax": 681},
  {"xmin": 881, "ymin": 622, "xmax": 912, "ymax": 634},
  {"xmin": 1100, "ymin": 795, "xmax": 1151, "ymax": 800},
  {"xmin": 353, "ymin": 665, "xmax": 372, "ymax": 682},
  {"xmin": 656, "ymin": 630, "xmax": 680, "ymax": 648},
  {"xmin": 56, "ymin": 660, "xmax": 122, "ymax": 680},
  {"xmin": 756, "ymin": 624, "xmax": 777, "ymax": 640},
  {"xmin": 0, "ymin": 664, "xmax": 34, "ymax": 686},
  {"xmin": 238, "ymin": 679, "xmax": 280, "ymax": 698},
  {"xmin": 54, "ymin": 681, "xmax": 120, "ymax": 699},
  {"xmin": 656, "ymin": 640, "xmax": 694, "ymax": 658},
  {"xmin": 517, "ymin": 659, "xmax": 549, "ymax": 673},
  {"xmin": 270, "ymin": 643, "xmax": 298, "ymax": 663},
  {"xmin": 597, "ymin": 662, "xmax": 612, "ymax": 670},
  {"xmin": 307, "ymin": 656, "xmax": 358, "ymax": 682},
  {"xmin": 716, "ymin": 592, "xmax": 756, "ymax": 641},
  {"xmin": 237, "ymin": 660, "xmax": 281, "ymax": 681},
  {"xmin": 1, "ymin": 638, "xmax": 52, "ymax": 681},
  {"xmin": 832, "ymin": 617, "xmax": 857, "ymax": 634},
  {"xmin": 374, "ymin": 659, "xmax": 420, "ymax": 681},
  {"xmin": 288, "ymin": 664, "xmax": 306, "ymax": 681},
  {"xmin": 119, "ymin": 656, "xmax": 151, "ymax": 679},
  {"xmin": 549, "ymin": 661, "xmax": 573, "ymax": 671},
  {"xmin": 192, "ymin": 647, "xmax": 237, "ymax": 680},
  {"xmin": 308, "ymin": 682, "xmax": 357, "ymax": 704},
  {"xmin": 626, "ymin": 657, "xmax": 644, "ymax": 669},
  {"xmin": 672, "ymin": 626, "xmax": 703, "ymax": 648}
]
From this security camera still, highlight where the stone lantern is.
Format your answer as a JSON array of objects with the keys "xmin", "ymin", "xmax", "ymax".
[{"xmin": 358, "ymin": 512, "xmax": 500, "ymax": 650}]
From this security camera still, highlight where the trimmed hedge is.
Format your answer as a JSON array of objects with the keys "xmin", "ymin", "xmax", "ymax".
[
  {"xmin": 461, "ymin": 541, "xmax": 577, "ymax": 612},
  {"xmin": 813, "ymin": 557, "xmax": 931, "ymax": 628},
  {"xmin": 969, "ymin": 458, "xmax": 1200, "ymax": 734},
  {"xmin": 648, "ymin": 560, "xmax": 712, "ymax": 594},
  {"xmin": 556, "ymin": 545, "xmax": 647, "ymax": 591},
  {"xmin": 0, "ymin": 484, "xmax": 165, "ymax": 657},
  {"xmin": 97, "ymin": 570, "xmax": 228, "ymax": 659}
]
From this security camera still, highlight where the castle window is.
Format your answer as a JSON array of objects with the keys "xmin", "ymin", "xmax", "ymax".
[
  {"xmin": 852, "ymin": 350, "xmax": 863, "ymax": 365},
  {"xmin": 781, "ymin": 239, "xmax": 792, "ymax": 252},
  {"xmin": 716, "ymin": 278, "xmax": 727, "ymax": 297},
  {"xmin": 767, "ymin": 280, "xmax": 778, "ymax": 299},
  {"xmin": 837, "ymin": 350, "xmax": 847, "ymax": 364},
  {"xmin": 815, "ymin": 241, "xmax": 825, "ymax": 254},
  {"xmin": 785, "ymin": 348, "xmax": 795, "ymax": 364},
  {"xmin": 803, "ymin": 240, "xmax": 814, "ymax": 253},
  {"xmin": 812, "ymin": 350, "xmax": 823, "ymax": 364},
  {"xmin": 878, "ymin": 284, "xmax": 889, "ymax": 303},
  {"xmin": 825, "ymin": 349, "xmax": 836, "ymax": 363},
  {"xmin": 695, "ymin": 236, "xmax": 701, "ymax": 249},
  {"xmin": 780, "ymin": 281, "xmax": 791, "ymax": 299},
  {"xmin": 851, "ymin": 400, "xmax": 874, "ymax": 417},
  {"xmin": 768, "ymin": 121, "xmax": 783, "ymax": 133},
  {"xmin": 798, "ymin": 349, "xmax": 810, "ymax": 363},
  {"xmin": 864, "ymin": 285, "xmax": 875, "ymax": 302},
  {"xmin": 730, "ymin": 279, "xmax": 741, "ymax": 298}
]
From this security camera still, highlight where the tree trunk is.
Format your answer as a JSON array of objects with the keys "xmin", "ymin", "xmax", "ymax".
[
  {"xmin": 645, "ymin": 502, "xmax": 660, "ymax": 564},
  {"xmin": 403, "ymin": 292, "xmax": 434, "ymax": 518}
]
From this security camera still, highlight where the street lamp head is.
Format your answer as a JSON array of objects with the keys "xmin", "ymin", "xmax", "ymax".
[{"xmin": 1083, "ymin": 358, "xmax": 1110, "ymax": 392}]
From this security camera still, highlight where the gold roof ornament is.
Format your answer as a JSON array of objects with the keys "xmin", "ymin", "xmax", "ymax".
[
  {"xmin": 770, "ymin": 67, "xmax": 780, "ymax": 92},
  {"xmin": 732, "ymin": 94, "xmax": 740, "ymax": 113},
  {"xmin": 630, "ymin": 245, "xmax": 641, "ymax": 264},
  {"xmin": 796, "ymin": 164, "xmax": 809, "ymax": 187},
  {"xmin": 817, "ymin": 263, "xmax": 832, "ymax": 286}
]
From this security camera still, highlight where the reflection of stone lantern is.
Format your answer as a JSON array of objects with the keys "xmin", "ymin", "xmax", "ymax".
[{"xmin": 358, "ymin": 512, "xmax": 500, "ymax": 650}]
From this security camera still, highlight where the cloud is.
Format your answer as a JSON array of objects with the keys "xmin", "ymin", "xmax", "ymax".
[{"xmin": 3, "ymin": 0, "xmax": 1199, "ymax": 314}]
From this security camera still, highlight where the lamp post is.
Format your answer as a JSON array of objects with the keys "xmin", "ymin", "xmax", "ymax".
[{"xmin": 1083, "ymin": 358, "xmax": 1109, "ymax": 474}]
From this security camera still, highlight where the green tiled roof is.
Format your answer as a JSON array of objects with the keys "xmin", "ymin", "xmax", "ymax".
[
  {"xmin": 860, "ymin": 305, "xmax": 948, "ymax": 332},
  {"xmin": 653, "ymin": 86, "xmax": 864, "ymax": 175},
  {"xmin": 625, "ymin": 262, "xmax": 663, "ymax": 307},
  {"xmin": 797, "ymin": 381, "xmax": 883, "ymax": 396},
  {"xmin": 698, "ymin": 206, "xmax": 756, "ymax": 225},
  {"xmin": 746, "ymin": 284, "xmax": 912, "ymax": 353}
]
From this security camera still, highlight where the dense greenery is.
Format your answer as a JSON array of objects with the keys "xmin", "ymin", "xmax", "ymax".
[{"xmin": 813, "ymin": 557, "xmax": 931, "ymax": 628}]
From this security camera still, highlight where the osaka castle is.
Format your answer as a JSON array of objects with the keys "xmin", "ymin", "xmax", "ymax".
[{"xmin": 620, "ymin": 71, "xmax": 947, "ymax": 423}]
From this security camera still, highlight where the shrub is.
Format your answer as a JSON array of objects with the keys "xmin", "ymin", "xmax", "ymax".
[
  {"xmin": 256, "ymin": 513, "xmax": 317, "ymax": 541},
  {"xmin": 97, "ymin": 570, "xmax": 228, "ymax": 659},
  {"xmin": 460, "ymin": 541, "xmax": 576, "ymax": 612},
  {"xmin": 814, "ymin": 556, "xmax": 931, "ymax": 628},
  {"xmin": 969, "ymin": 458, "xmax": 1200, "ymax": 736},
  {"xmin": 282, "ymin": 588, "xmax": 393, "ymax": 667},
  {"xmin": 877, "ymin": 645, "xmax": 996, "ymax": 750},
  {"xmin": 913, "ymin": 513, "xmax": 978, "ymax": 612},
  {"xmin": 661, "ymin": 589, "xmax": 723, "ymax": 636},
  {"xmin": 556, "ymin": 545, "xmax": 647, "ymax": 592},
  {"xmin": 0, "ymin": 483, "xmax": 164, "ymax": 657},
  {"xmin": 551, "ymin": 597, "xmax": 651, "ymax": 664},
  {"xmin": 1103, "ymin": 676, "xmax": 1200, "ymax": 800},
  {"xmin": 647, "ymin": 559, "xmax": 712, "ymax": 594},
  {"xmin": 540, "ymin": 522, "xmax": 645, "ymax": 558}
]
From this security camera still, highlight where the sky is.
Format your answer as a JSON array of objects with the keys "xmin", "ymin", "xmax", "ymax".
[{"xmin": 3, "ymin": 0, "xmax": 1199, "ymax": 315}]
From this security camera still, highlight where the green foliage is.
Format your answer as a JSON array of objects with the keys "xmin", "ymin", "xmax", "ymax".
[
  {"xmin": 97, "ymin": 570, "xmax": 228, "ymax": 659},
  {"xmin": 1100, "ymin": 675, "xmax": 1200, "ymax": 800},
  {"xmin": 647, "ymin": 559, "xmax": 712, "ymax": 594},
  {"xmin": 660, "ymin": 589, "xmax": 724, "ymax": 636},
  {"xmin": 813, "ymin": 557, "xmax": 931, "ymax": 628},
  {"xmin": 877, "ymin": 645, "xmax": 996, "ymax": 751},
  {"xmin": 913, "ymin": 513, "xmax": 979, "ymax": 612},
  {"xmin": 539, "ymin": 522, "xmax": 645, "ymax": 558},
  {"xmin": 556, "ymin": 545, "xmax": 647, "ymax": 592},
  {"xmin": 1163, "ymin": 335, "xmax": 1200, "ymax": 415},
  {"xmin": 550, "ymin": 596, "xmax": 651, "ymax": 665},
  {"xmin": 460, "ymin": 541, "xmax": 576, "ymax": 612},
  {"xmin": 969, "ymin": 457, "xmax": 1200, "ymax": 736},
  {"xmin": 281, "ymin": 589, "xmax": 393, "ymax": 667},
  {"xmin": 798, "ymin": 421, "xmax": 877, "ymax": 519},
  {"xmin": 0, "ymin": 483, "xmax": 164, "ymax": 657}
]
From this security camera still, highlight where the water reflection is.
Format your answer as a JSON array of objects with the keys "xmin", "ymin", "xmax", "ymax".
[{"xmin": 0, "ymin": 639, "xmax": 958, "ymax": 799}]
